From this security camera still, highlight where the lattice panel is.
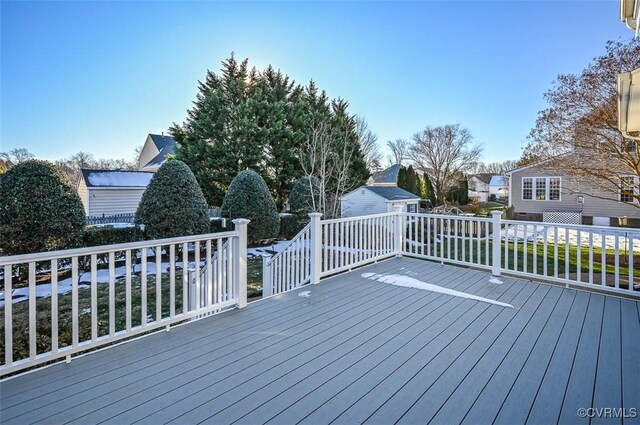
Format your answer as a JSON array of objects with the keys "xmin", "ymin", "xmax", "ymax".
[{"xmin": 542, "ymin": 211, "xmax": 582, "ymax": 225}]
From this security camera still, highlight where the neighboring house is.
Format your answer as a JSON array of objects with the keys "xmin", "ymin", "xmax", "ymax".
[
  {"xmin": 489, "ymin": 175, "xmax": 509, "ymax": 200},
  {"xmin": 138, "ymin": 133, "xmax": 177, "ymax": 172},
  {"xmin": 467, "ymin": 174, "xmax": 493, "ymax": 203},
  {"xmin": 506, "ymin": 162, "xmax": 640, "ymax": 226},
  {"xmin": 340, "ymin": 186, "xmax": 420, "ymax": 217},
  {"xmin": 366, "ymin": 164, "xmax": 401, "ymax": 186},
  {"xmin": 78, "ymin": 169, "xmax": 154, "ymax": 216}
]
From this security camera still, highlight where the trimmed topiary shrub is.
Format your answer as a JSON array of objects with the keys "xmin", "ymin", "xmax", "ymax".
[
  {"xmin": 221, "ymin": 169, "xmax": 280, "ymax": 242},
  {"xmin": 289, "ymin": 176, "xmax": 322, "ymax": 215},
  {"xmin": 279, "ymin": 214, "xmax": 310, "ymax": 239},
  {"xmin": 136, "ymin": 160, "xmax": 210, "ymax": 239},
  {"xmin": 83, "ymin": 225, "xmax": 143, "ymax": 247},
  {"xmin": 0, "ymin": 160, "xmax": 86, "ymax": 256},
  {"xmin": 210, "ymin": 217, "xmax": 232, "ymax": 233}
]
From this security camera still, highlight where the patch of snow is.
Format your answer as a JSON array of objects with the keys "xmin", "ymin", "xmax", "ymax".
[
  {"xmin": 298, "ymin": 291, "xmax": 311, "ymax": 298},
  {"xmin": 499, "ymin": 225, "xmax": 640, "ymax": 252},
  {"xmin": 87, "ymin": 171, "xmax": 153, "ymax": 188},
  {"xmin": 88, "ymin": 223, "xmax": 135, "ymax": 229},
  {"xmin": 248, "ymin": 240, "xmax": 292, "ymax": 258},
  {"xmin": 361, "ymin": 272, "xmax": 513, "ymax": 308},
  {"xmin": 489, "ymin": 277, "xmax": 503, "ymax": 284}
]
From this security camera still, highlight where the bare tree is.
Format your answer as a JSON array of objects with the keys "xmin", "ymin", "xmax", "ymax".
[
  {"xmin": 355, "ymin": 117, "xmax": 382, "ymax": 172},
  {"xmin": 474, "ymin": 160, "xmax": 518, "ymax": 174},
  {"xmin": 386, "ymin": 139, "xmax": 408, "ymax": 165},
  {"xmin": 409, "ymin": 124, "xmax": 482, "ymax": 203},
  {"xmin": 299, "ymin": 120, "xmax": 358, "ymax": 218},
  {"xmin": 523, "ymin": 38, "xmax": 640, "ymax": 204},
  {"xmin": 0, "ymin": 148, "xmax": 35, "ymax": 169}
]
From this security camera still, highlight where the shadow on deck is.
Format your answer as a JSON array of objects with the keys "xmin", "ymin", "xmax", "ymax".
[{"xmin": 1, "ymin": 257, "xmax": 639, "ymax": 424}]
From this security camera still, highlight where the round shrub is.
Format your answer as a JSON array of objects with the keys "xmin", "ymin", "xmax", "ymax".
[
  {"xmin": 289, "ymin": 176, "xmax": 322, "ymax": 215},
  {"xmin": 136, "ymin": 160, "xmax": 210, "ymax": 239},
  {"xmin": 0, "ymin": 160, "xmax": 86, "ymax": 255},
  {"xmin": 221, "ymin": 170, "xmax": 279, "ymax": 242}
]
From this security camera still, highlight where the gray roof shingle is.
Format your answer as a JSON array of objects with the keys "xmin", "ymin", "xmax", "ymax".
[{"xmin": 362, "ymin": 186, "xmax": 420, "ymax": 201}]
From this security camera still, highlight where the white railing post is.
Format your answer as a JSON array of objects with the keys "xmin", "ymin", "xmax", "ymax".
[
  {"xmin": 394, "ymin": 205, "xmax": 404, "ymax": 257},
  {"xmin": 233, "ymin": 218, "xmax": 250, "ymax": 308},
  {"xmin": 491, "ymin": 211, "xmax": 502, "ymax": 276},
  {"xmin": 262, "ymin": 254, "xmax": 272, "ymax": 298},
  {"xmin": 309, "ymin": 212, "xmax": 323, "ymax": 284}
]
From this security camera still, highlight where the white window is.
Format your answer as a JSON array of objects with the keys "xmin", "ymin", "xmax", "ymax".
[
  {"xmin": 522, "ymin": 177, "xmax": 561, "ymax": 202},
  {"xmin": 407, "ymin": 203, "xmax": 417, "ymax": 213},
  {"xmin": 535, "ymin": 178, "xmax": 546, "ymax": 200},
  {"xmin": 619, "ymin": 175, "xmax": 637, "ymax": 203},
  {"xmin": 522, "ymin": 178, "xmax": 533, "ymax": 200}
]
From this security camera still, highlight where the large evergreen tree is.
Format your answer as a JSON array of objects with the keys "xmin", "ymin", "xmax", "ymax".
[{"xmin": 172, "ymin": 55, "xmax": 369, "ymax": 209}]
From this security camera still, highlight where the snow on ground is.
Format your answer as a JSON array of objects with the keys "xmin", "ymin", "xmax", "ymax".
[
  {"xmin": 248, "ymin": 240, "xmax": 292, "ymax": 258},
  {"xmin": 501, "ymin": 224, "xmax": 640, "ymax": 252},
  {"xmin": 0, "ymin": 260, "xmax": 205, "ymax": 307},
  {"xmin": 361, "ymin": 272, "xmax": 513, "ymax": 308}
]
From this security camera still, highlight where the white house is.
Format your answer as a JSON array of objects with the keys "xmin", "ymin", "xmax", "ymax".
[
  {"xmin": 340, "ymin": 186, "xmax": 420, "ymax": 218},
  {"xmin": 138, "ymin": 133, "xmax": 176, "ymax": 172},
  {"xmin": 467, "ymin": 174, "xmax": 493, "ymax": 203},
  {"xmin": 78, "ymin": 169, "xmax": 154, "ymax": 216},
  {"xmin": 489, "ymin": 176, "xmax": 509, "ymax": 200}
]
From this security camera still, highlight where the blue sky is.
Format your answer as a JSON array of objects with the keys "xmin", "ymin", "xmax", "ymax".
[{"xmin": 0, "ymin": 1, "xmax": 634, "ymax": 164}]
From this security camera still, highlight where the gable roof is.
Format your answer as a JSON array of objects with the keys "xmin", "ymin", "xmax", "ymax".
[
  {"xmin": 144, "ymin": 134, "xmax": 176, "ymax": 169},
  {"xmin": 349, "ymin": 185, "xmax": 420, "ymax": 201},
  {"xmin": 469, "ymin": 173, "xmax": 493, "ymax": 184},
  {"xmin": 81, "ymin": 169, "xmax": 154, "ymax": 188},
  {"xmin": 371, "ymin": 164, "xmax": 401, "ymax": 184}
]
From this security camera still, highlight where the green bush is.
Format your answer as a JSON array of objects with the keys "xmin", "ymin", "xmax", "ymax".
[
  {"xmin": 0, "ymin": 160, "xmax": 86, "ymax": 256},
  {"xmin": 221, "ymin": 169, "xmax": 280, "ymax": 242},
  {"xmin": 83, "ymin": 226, "xmax": 143, "ymax": 247},
  {"xmin": 210, "ymin": 217, "xmax": 232, "ymax": 233},
  {"xmin": 289, "ymin": 176, "xmax": 322, "ymax": 214},
  {"xmin": 279, "ymin": 214, "xmax": 310, "ymax": 239},
  {"xmin": 136, "ymin": 160, "xmax": 210, "ymax": 239}
]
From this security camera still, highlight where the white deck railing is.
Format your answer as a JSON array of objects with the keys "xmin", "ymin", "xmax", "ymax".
[
  {"xmin": 265, "ymin": 208, "xmax": 640, "ymax": 300},
  {"xmin": 0, "ymin": 220, "xmax": 249, "ymax": 376},
  {"xmin": 262, "ymin": 223, "xmax": 313, "ymax": 297}
]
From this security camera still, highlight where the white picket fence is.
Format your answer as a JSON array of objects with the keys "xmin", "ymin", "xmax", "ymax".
[
  {"xmin": 0, "ymin": 220, "xmax": 249, "ymax": 376},
  {"xmin": 264, "ymin": 208, "xmax": 640, "ymax": 299}
]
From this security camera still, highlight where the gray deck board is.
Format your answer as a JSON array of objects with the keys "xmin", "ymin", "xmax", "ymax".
[
  {"xmin": 1, "ymin": 257, "xmax": 638, "ymax": 425},
  {"xmin": 621, "ymin": 300, "xmax": 640, "ymax": 425},
  {"xmin": 525, "ymin": 290, "xmax": 591, "ymax": 424},
  {"xmin": 368, "ymin": 283, "xmax": 555, "ymax": 425},
  {"xmin": 559, "ymin": 294, "xmax": 606, "ymax": 424},
  {"xmin": 592, "ymin": 296, "xmax": 623, "ymax": 425}
]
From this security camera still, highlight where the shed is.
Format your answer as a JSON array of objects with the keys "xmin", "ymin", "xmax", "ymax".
[
  {"xmin": 78, "ymin": 169, "xmax": 154, "ymax": 216},
  {"xmin": 340, "ymin": 186, "xmax": 420, "ymax": 218}
]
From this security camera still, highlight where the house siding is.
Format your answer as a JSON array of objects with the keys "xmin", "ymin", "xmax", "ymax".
[
  {"xmin": 87, "ymin": 189, "xmax": 145, "ymax": 216},
  {"xmin": 77, "ymin": 179, "xmax": 89, "ymax": 215},
  {"xmin": 341, "ymin": 189, "xmax": 388, "ymax": 217},
  {"xmin": 509, "ymin": 164, "xmax": 640, "ymax": 224},
  {"xmin": 137, "ymin": 135, "xmax": 159, "ymax": 171}
]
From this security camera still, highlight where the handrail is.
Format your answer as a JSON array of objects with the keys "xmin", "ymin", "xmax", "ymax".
[
  {"xmin": 266, "ymin": 223, "xmax": 311, "ymax": 266},
  {"xmin": 0, "ymin": 231, "xmax": 239, "ymax": 265}
]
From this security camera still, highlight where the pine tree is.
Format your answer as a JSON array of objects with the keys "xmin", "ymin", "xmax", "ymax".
[{"xmin": 172, "ymin": 56, "xmax": 370, "ymax": 210}]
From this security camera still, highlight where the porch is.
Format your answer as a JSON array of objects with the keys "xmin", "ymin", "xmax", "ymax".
[{"xmin": 2, "ymin": 257, "xmax": 639, "ymax": 424}]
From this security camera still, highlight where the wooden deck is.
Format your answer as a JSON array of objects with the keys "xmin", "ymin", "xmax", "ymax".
[{"xmin": 1, "ymin": 257, "xmax": 639, "ymax": 425}]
